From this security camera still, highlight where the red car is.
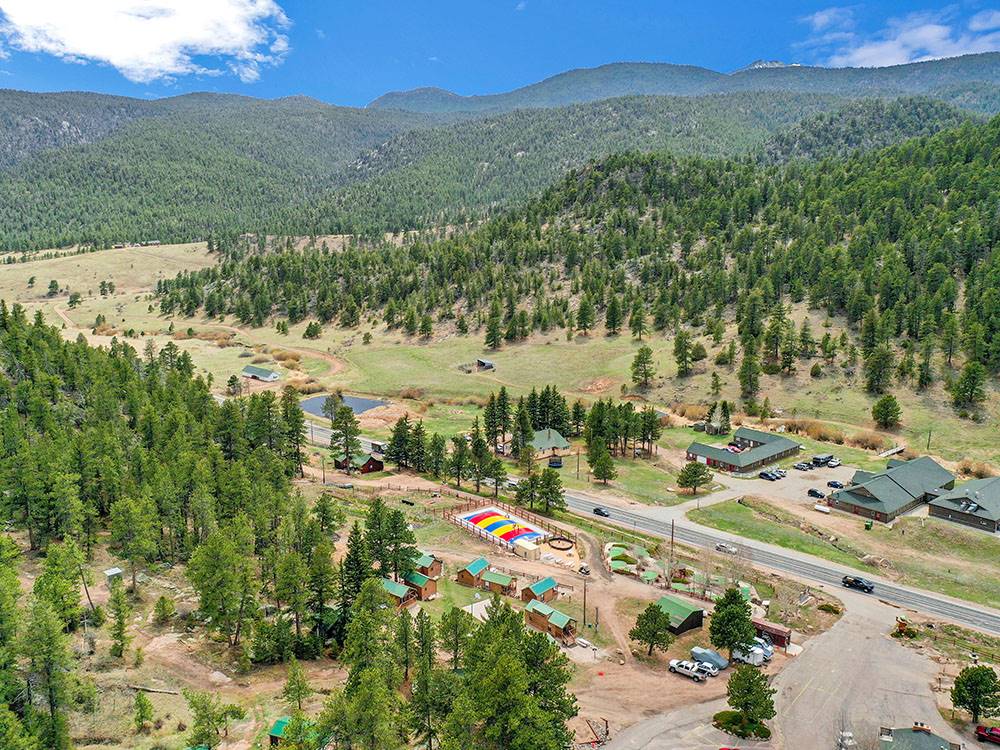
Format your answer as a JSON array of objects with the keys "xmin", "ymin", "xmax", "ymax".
[{"xmin": 977, "ymin": 726, "xmax": 1000, "ymax": 744}]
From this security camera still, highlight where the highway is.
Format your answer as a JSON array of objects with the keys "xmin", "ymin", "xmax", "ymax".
[{"xmin": 564, "ymin": 492, "xmax": 1000, "ymax": 636}]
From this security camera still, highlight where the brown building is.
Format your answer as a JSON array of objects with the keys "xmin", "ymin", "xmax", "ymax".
[
  {"xmin": 928, "ymin": 477, "xmax": 1000, "ymax": 533},
  {"xmin": 414, "ymin": 551, "xmax": 443, "ymax": 579},
  {"xmin": 381, "ymin": 577, "xmax": 417, "ymax": 608},
  {"xmin": 524, "ymin": 600, "xmax": 576, "ymax": 644},
  {"xmin": 334, "ymin": 452, "xmax": 384, "ymax": 474},
  {"xmin": 456, "ymin": 556, "xmax": 489, "ymax": 588},
  {"xmin": 481, "ymin": 570, "xmax": 516, "ymax": 596},
  {"xmin": 521, "ymin": 576, "xmax": 558, "ymax": 604},
  {"xmin": 403, "ymin": 571, "xmax": 437, "ymax": 600}
]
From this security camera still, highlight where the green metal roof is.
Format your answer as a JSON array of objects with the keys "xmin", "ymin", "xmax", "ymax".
[
  {"xmin": 832, "ymin": 456, "xmax": 954, "ymax": 516},
  {"xmin": 656, "ymin": 594, "xmax": 703, "ymax": 628},
  {"xmin": 686, "ymin": 427, "xmax": 800, "ymax": 469},
  {"xmin": 482, "ymin": 570, "xmax": 513, "ymax": 586},
  {"xmin": 269, "ymin": 716, "xmax": 291, "ymax": 738},
  {"xmin": 878, "ymin": 726, "xmax": 956, "ymax": 750},
  {"xmin": 403, "ymin": 571, "xmax": 430, "ymax": 587},
  {"xmin": 610, "ymin": 560, "xmax": 633, "ymax": 572},
  {"xmin": 529, "ymin": 428, "xmax": 570, "ymax": 452},
  {"xmin": 241, "ymin": 364, "xmax": 278, "ymax": 379},
  {"xmin": 381, "ymin": 577, "xmax": 411, "ymax": 600},
  {"xmin": 640, "ymin": 570, "xmax": 659, "ymax": 582},
  {"xmin": 527, "ymin": 576, "xmax": 557, "ymax": 596},
  {"xmin": 463, "ymin": 557, "xmax": 489, "ymax": 576},
  {"xmin": 524, "ymin": 599, "xmax": 573, "ymax": 629},
  {"xmin": 929, "ymin": 477, "xmax": 1000, "ymax": 522},
  {"xmin": 414, "ymin": 552, "xmax": 436, "ymax": 569}
]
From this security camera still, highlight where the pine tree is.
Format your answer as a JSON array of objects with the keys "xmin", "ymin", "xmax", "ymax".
[
  {"xmin": 629, "ymin": 299, "xmax": 648, "ymax": 340},
  {"xmin": 329, "ymin": 405, "xmax": 362, "ymax": 473},
  {"xmin": 631, "ymin": 345, "xmax": 656, "ymax": 387},
  {"xmin": 282, "ymin": 656, "xmax": 313, "ymax": 711},
  {"xmin": 629, "ymin": 602, "xmax": 674, "ymax": 656},
  {"xmin": 673, "ymin": 330, "xmax": 692, "ymax": 377},
  {"xmin": 605, "ymin": 295, "xmax": 622, "ymax": 334},
  {"xmin": 109, "ymin": 580, "xmax": 132, "ymax": 659},
  {"xmin": 386, "ymin": 415, "xmax": 411, "ymax": 469},
  {"xmin": 133, "ymin": 691, "xmax": 153, "ymax": 734}
]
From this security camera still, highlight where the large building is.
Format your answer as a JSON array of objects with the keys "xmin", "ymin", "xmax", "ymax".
[
  {"xmin": 928, "ymin": 477, "xmax": 1000, "ymax": 533},
  {"xmin": 685, "ymin": 426, "xmax": 800, "ymax": 474},
  {"xmin": 829, "ymin": 457, "xmax": 955, "ymax": 523}
]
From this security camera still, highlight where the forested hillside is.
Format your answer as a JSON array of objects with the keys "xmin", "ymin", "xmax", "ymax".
[
  {"xmin": 759, "ymin": 97, "xmax": 975, "ymax": 162},
  {"xmin": 0, "ymin": 305, "xmax": 577, "ymax": 750},
  {"xmin": 159, "ymin": 114, "xmax": 1000, "ymax": 398},
  {"xmin": 369, "ymin": 53, "xmax": 1000, "ymax": 113}
]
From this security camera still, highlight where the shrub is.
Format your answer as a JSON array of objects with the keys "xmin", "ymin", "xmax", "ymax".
[
  {"xmin": 713, "ymin": 710, "xmax": 772, "ymax": 739},
  {"xmin": 818, "ymin": 602, "xmax": 841, "ymax": 615},
  {"xmin": 847, "ymin": 431, "xmax": 888, "ymax": 451},
  {"xmin": 810, "ymin": 362, "xmax": 823, "ymax": 378},
  {"xmin": 957, "ymin": 459, "xmax": 997, "ymax": 478}
]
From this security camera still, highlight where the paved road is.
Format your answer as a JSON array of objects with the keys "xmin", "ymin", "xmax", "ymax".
[
  {"xmin": 606, "ymin": 597, "xmax": 963, "ymax": 750},
  {"xmin": 565, "ymin": 493, "xmax": 1000, "ymax": 635}
]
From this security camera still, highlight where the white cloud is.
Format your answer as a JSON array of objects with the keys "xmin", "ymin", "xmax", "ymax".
[
  {"xmin": 969, "ymin": 9, "xmax": 1000, "ymax": 32},
  {"xmin": 515, "ymin": 1, "xmax": 527, "ymax": 11},
  {"xmin": 802, "ymin": 6, "xmax": 855, "ymax": 33},
  {"xmin": 0, "ymin": 0, "xmax": 290, "ymax": 83},
  {"xmin": 799, "ymin": 7, "xmax": 1000, "ymax": 67}
]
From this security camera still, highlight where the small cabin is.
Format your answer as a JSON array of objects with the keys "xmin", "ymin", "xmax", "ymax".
[
  {"xmin": 403, "ymin": 571, "xmax": 437, "ymax": 600},
  {"xmin": 476, "ymin": 358, "xmax": 495, "ymax": 370},
  {"xmin": 481, "ymin": 570, "xmax": 517, "ymax": 596},
  {"xmin": 414, "ymin": 552, "xmax": 443, "ymax": 579},
  {"xmin": 524, "ymin": 600, "xmax": 577, "ymax": 644},
  {"xmin": 521, "ymin": 576, "xmax": 558, "ymax": 604},
  {"xmin": 456, "ymin": 556, "xmax": 490, "ymax": 588},
  {"xmin": 381, "ymin": 577, "xmax": 417, "ymax": 608},
  {"xmin": 334, "ymin": 453, "xmax": 384, "ymax": 474}
]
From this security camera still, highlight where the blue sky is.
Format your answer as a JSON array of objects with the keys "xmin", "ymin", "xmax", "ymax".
[{"xmin": 1, "ymin": 1, "xmax": 1000, "ymax": 106}]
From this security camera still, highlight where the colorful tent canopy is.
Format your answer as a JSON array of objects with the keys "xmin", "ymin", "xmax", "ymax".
[{"xmin": 464, "ymin": 509, "xmax": 544, "ymax": 543}]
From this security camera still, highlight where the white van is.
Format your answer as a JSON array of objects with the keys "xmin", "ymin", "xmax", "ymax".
[{"xmin": 732, "ymin": 646, "xmax": 765, "ymax": 667}]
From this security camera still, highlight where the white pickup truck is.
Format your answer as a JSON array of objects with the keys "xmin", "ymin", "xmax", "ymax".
[{"xmin": 668, "ymin": 659, "xmax": 706, "ymax": 682}]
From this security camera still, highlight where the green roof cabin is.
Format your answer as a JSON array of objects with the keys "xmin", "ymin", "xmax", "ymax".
[
  {"xmin": 381, "ymin": 577, "xmax": 417, "ymax": 608},
  {"xmin": 529, "ymin": 428, "xmax": 570, "ymax": 455},
  {"xmin": 524, "ymin": 599, "xmax": 577, "ymax": 644},
  {"xmin": 521, "ymin": 576, "xmax": 558, "ymax": 603},
  {"xmin": 241, "ymin": 365, "xmax": 280, "ymax": 382},
  {"xmin": 829, "ymin": 457, "xmax": 955, "ymax": 523},
  {"xmin": 333, "ymin": 452, "xmax": 384, "ymax": 474},
  {"xmin": 414, "ymin": 551, "xmax": 443, "ymax": 579},
  {"xmin": 456, "ymin": 556, "xmax": 490, "ymax": 588},
  {"xmin": 481, "ymin": 569, "xmax": 517, "ymax": 596},
  {"xmin": 403, "ymin": 570, "xmax": 437, "ymax": 600},
  {"xmin": 656, "ymin": 594, "xmax": 704, "ymax": 635}
]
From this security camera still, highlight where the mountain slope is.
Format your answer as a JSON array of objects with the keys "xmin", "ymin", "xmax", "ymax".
[
  {"xmin": 759, "ymin": 97, "xmax": 976, "ymax": 163},
  {"xmin": 368, "ymin": 53, "xmax": 1000, "ymax": 113}
]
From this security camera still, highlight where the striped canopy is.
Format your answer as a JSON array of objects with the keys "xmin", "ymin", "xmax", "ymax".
[{"xmin": 464, "ymin": 509, "xmax": 543, "ymax": 543}]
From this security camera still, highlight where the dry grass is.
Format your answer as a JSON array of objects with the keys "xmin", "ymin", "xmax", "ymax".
[
  {"xmin": 957, "ymin": 458, "xmax": 997, "ymax": 478},
  {"xmin": 251, "ymin": 355, "xmax": 270, "ymax": 364},
  {"xmin": 398, "ymin": 386, "xmax": 425, "ymax": 400},
  {"xmin": 172, "ymin": 329, "xmax": 236, "ymax": 347},
  {"xmin": 846, "ymin": 431, "xmax": 888, "ymax": 451},
  {"xmin": 780, "ymin": 418, "xmax": 845, "ymax": 444},
  {"xmin": 671, "ymin": 402, "xmax": 709, "ymax": 420},
  {"xmin": 288, "ymin": 377, "xmax": 324, "ymax": 394},
  {"xmin": 272, "ymin": 349, "xmax": 301, "ymax": 364}
]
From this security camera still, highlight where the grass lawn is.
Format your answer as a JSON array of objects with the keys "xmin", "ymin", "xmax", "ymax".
[
  {"xmin": 689, "ymin": 499, "xmax": 1000, "ymax": 608},
  {"xmin": 553, "ymin": 453, "xmax": 688, "ymax": 506}
]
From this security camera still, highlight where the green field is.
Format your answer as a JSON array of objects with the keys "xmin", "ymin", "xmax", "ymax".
[{"xmin": 689, "ymin": 499, "xmax": 1000, "ymax": 608}]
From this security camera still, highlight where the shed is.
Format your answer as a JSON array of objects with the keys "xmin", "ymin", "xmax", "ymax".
[
  {"xmin": 104, "ymin": 567, "xmax": 123, "ymax": 588},
  {"xmin": 456, "ymin": 556, "xmax": 489, "ymax": 588},
  {"xmin": 381, "ymin": 577, "xmax": 417, "ymax": 608},
  {"xmin": 513, "ymin": 539, "xmax": 540, "ymax": 560},
  {"xmin": 476, "ymin": 358, "xmax": 495, "ymax": 370},
  {"xmin": 524, "ymin": 599, "xmax": 577, "ymax": 644},
  {"xmin": 655, "ymin": 594, "xmax": 704, "ymax": 635},
  {"xmin": 521, "ymin": 576, "xmax": 558, "ymax": 603},
  {"xmin": 479, "ymin": 570, "xmax": 515, "ymax": 596},
  {"xmin": 414, "ymin": 552, "xmax": 443, "ymax": 579},
  {"xmin": 242, "ymin": 365, "xmax": 280, "ymax": 382},
  {"xmin": 752, "ymin": 617, "xmax": 793, "ymax": 649},
  {"xmin": 403, "ymin": 571, "xmax": 437, "ymax": 600}
]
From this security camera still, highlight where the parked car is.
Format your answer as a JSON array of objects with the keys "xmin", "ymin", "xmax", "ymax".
[
  {"xmin": 827, "ymin": 480, "xmax": 845, "ymax": 489},
  {"xmin": 807, "ymin": 488, "xmax": 826, "ymax": 499},
  {"xmin": 794, "ymin": 462, "xmax": 812, "ymax": 471},
  {"xmin": 774, "ymin": 469, "xmax": 787, "ymax": 477},
  {"xmin": 758, "ymin": 471, "xmax": 777, "ymax": 481},
  {"xmin": 715, "ymin": 542, "xmax": 738, "ymax": 554},
  {"xmin": 975, "ymin": 726, "xmax": 1000, "ymax": 744},
  {"xmin": 828, "ymin": 458, "xmax": 842, "ymax": 468},
  {"xmin": 592, "ymin": 507, "xmax": 610, "ymax": 518},
  {"xmin": 578, "ymin": 564, "xmax": 591, "ymax": 576},
  {"xmin": 753, "ymin": 637, "xmax": 774, "ymax": 660},
  {"xmin": 668, "ymin": 659, "xmax": 705, "ymax": 682},
  {"xmin": 694, "ymin": 661, "xmax": 719, "ymax": 677},
  {"xmin": 842, "ymin": 575, "xmax": 875, "ymax": 593},
  {"xmin": 731, "ymin": 647, "xmax": 765, "ymax": 667}
]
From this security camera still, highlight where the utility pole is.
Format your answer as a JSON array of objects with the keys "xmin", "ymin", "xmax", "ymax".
[
  {"xmin": 582, "ymin": 577, "xmax": 588, "ymax": 627},
  {"xmin": 927, "ymin": 427, "xmax": 932, "ymax": 451},
  {"xmin": 322, "ymin": 456, "xmax": 326, "ymax": 485},
  {"xmin": 669, "ymin": 519, "xmax": 675, "ymax": 579},
  {"xmin": 576, "ymin": 450, "xmax": 580, "ymax": 480}
]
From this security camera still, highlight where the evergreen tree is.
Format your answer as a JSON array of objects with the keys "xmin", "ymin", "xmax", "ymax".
[
  {"xmin": 871, "ymin": 394, "xmax": 902, "ymax": 429},
  {"xmin": 631, "ymin": 345, "xmax": 656, "ymax": 387},
  {"xmin": 282, "ymin": 656, "xmax": 313, "ymax": 712},
  {"xmin": 709, "ymin": 588, "xmax": 757, "ymax": 658},
  {"xmin": 673, "ymin": 330, "xmax": 692, "ymax": 377},
  {"xmin": 330, "ymin": 405, "xmax": 362, "ymax": 473},
  {"xmin": 108, "ymin": 580, "xmax": 132, "ymax": 659},
  {"xmin": 629, "ymin": 602, "xmax": 674, "ymax": 656}
]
